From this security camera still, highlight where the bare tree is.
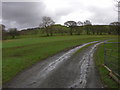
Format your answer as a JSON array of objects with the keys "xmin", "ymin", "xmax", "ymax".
[
  {"xmin": 109, "ymin": 22, "xmax": 120, "ymax": 35},
  {"xmin": 84, "ymin": 20, "xmax": 92, "ymax": 25},
  {"xmin": 77, "ymin": 21, "xmax": 84, "ymax": 26},
  {"xmin": 84, "ymin": 20, "xmax": 92, "ymax": 35},
  {"xmin": 39, "ymin": 16, "xmax": 55, "ymax": 36},
  {"xmin": 8, "ymin": 28, "xmax": 19, "ymax": 39},
  {"xmin": 0, "ymin": 24, "xmax": 5, "ymax": 30},
  {"xmin": 0, "ymin": 24, "xmax": 8, "ymax": 40},
  {"xmin": 75, "ymin": 26, "xmax": 83, "ymax": 35},
  {"xmin": 64, "ymin": 21, "xmax": 77, "ymax": 35}
]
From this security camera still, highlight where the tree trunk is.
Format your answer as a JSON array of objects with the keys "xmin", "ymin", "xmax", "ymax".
[
  {"xmin": 12, "ymin": 35, "xmax": 15, "ymax": 39},
  {"xmin": 70, "ymin": 29, "xmax": 72, "ymax": 35},
  {"xmin": 97, "ymin": 32, "xmax": 99, "ymax": 35},
  {"xmin": 87, "ymin": 30, "xmax": 89, "ymax": 35},
  {"xmin": 46, "ymin": 33, "xmax": 49, "ymax": 36},
  {"xmin": 50, "ymin": 32, "xmax": 53, "ymax": 36},
  {"xmin": 46, "ymin": 29, "xmax": 49, "ymax": 36},
  {"xmin": 100, "ymin": 32, "xmax": 102, "ymax": 35},
  {"xmin": 70, "ymin": 32, "xmax": 72, "ymax": 35}
]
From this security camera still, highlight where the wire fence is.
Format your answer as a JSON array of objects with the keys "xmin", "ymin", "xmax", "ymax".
[{"xmin": 104, "ymin": 42, "xmax": 120, "ymax": 77}]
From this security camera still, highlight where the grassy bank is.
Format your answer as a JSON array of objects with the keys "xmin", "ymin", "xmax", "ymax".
[
  {"xmin": 73, "ymin": 42, "xmax": 98, "ymax": 56},
  {"xmin": 2, "ymin": 35, "xmax": 117, "ymax": 84},
  {"xmin": 94, "ymin": 38, "xmax": 119, "ymax": 88}
]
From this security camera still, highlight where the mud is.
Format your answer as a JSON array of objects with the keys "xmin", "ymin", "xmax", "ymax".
[{"xmin": 4, "ymin": 41, "xmax": 104, "ymax": 88}]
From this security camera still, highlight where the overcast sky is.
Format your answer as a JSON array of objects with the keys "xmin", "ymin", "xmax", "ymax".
[{"xmin": 1, "ymin": 0, "xmax": 118, "ymax": 30}]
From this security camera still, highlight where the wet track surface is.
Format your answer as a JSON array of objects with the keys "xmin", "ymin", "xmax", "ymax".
[{"xmin": 4, "ymin": 41, "xmax": 103, "ymax": 88}]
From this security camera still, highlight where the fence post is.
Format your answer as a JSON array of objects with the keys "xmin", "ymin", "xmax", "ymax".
[{"xmin": 104, "ymin": 42, "xmax": 106, "ymax": 65}]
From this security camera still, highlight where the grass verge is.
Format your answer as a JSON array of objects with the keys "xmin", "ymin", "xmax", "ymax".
[{"xmin": 73, "ymin": 42, "xmax": 98, "ymax": 56}]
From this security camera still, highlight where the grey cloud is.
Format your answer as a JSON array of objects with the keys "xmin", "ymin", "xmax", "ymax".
[
  {"xmin": 2, "ymin": 2, "xmax": 75, "ymax": 30},
  {"xmin": 2, "ymin": 2, "xmax": 46, "ymax": 29}
]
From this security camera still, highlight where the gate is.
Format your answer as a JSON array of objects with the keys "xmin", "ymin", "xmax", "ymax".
[{"xmin": 104, "ymin": 42, "xmax": 120, "ymax": 77}]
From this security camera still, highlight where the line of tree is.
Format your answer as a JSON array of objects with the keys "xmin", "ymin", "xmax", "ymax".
[
  {"xmin": 1, "ymin": 24, "xmax": 20, "ymax": 40},
  {"xmin": 1, "ymin": 16, "xmax": 120, "ymax": 40}
]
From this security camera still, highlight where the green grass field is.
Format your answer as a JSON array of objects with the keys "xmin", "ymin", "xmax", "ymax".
[
  {"xmin": 94, "ymin": 38, "xmax": 119, "ymax": 88},
  {"xmin": 2, "ymin": 35, "xmax": 117, "ymax": 84}
]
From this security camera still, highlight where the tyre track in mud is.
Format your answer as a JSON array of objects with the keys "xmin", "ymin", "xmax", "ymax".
[{"xmin": 4, "ymin": 41, "xmax": 104, "ymax": 88}]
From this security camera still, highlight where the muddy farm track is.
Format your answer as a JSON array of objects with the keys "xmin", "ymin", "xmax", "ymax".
[{"xmin": 4, "ymin": 41, "xmax": 104, "ymax": 88}]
